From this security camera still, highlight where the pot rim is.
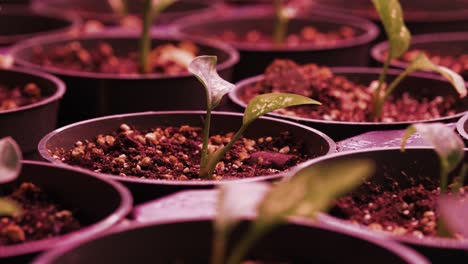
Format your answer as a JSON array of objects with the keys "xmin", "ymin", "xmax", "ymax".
[
  {"xmin": 32, "ymin": 0, "xmax": 217, "ymax": 25},
  {"xmin": 32, "ymin": 216, "xmax": 429, "ymax": 264},
  {"xmin": 37, "ymin": 110, "xmax": 336, "ymax": 186},
  {"xmin": 174, "ymin": 6, "xmax": 379, "ymax": 52},
  {"xmin": 0, "ymin": 4, "xmax": 81, "ymax": 45},
  {"xmin": 9, "ymin": 29, "xmax": 239, "ymax": 80},
  {"xmin": 230, "ymin": 67, "xmax": 468, "ymax": 125},
  {"xmin": 296, "ymin": 146, "xmax": 468, "ymax": 250},
  {"xmin": 371, "ymin": 31, "xmax": 468, "ymax": 70},
  {"xmin": 0, "ymin": 160, "xmax": 133, "ymax": 258},
  {"xmin": 0, "ymin": 66, "xmax": 66, "ymax": 115},
  {"xmin": 456, "ymin": 113, "xmax": 468, "ymax": 141}
]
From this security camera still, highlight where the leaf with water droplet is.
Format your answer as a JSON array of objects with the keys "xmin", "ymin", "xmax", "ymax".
[
  {"xmin": 243, "ymin": 93, "xmax": 320, "ymax": 126},
  {"xmin": 0, "ymin": 137, "xmax": 22, "ymax": 184},
  {"xmin": 188, "ymin": 55, "xmax": 235, "ymax": 110}
]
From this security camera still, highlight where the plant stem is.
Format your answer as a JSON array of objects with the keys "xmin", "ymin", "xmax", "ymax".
[
  {"xmin": 273, "ymin": 0, "xmax": 287, "ymax": 44},
  {"xmin": 440, "ymin": 158, "xmax": 449, "ymax": 194},
  {"xmin": 211, "ymin": 228, "xmax": 227, "ymax": 264},
  {"xmin": 451, "ymin": 163, "xmax": 468, "ymax": 194},
  {"xmin": 225, "ymin": 223, "xmax": 269, "ymax": 264},
  {"xmin": 139, "ymin": 0, "xmax": 153, "ymax": 74},
  {"xmin": 200, "ymin": 107, "xmax": 212, "ymax": 173},
  {"xmin": 372, "ymin": 53, "xmax": 392, "ymax": 119},
  {"xmin": 199, "ymin": 125, "xmax": 248, "ymax": 179}
]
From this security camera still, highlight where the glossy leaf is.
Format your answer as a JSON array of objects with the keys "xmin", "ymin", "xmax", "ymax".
[
  {"xmin": 439, "ymin": 196, "xmax": 468, "ymax": 237},
  {"xmin": 188, "ymin": 56, "xmax": 236, "ymax": 109},
  {"xmin": 372, "ymin": 0, "xmax": 411, "ymax": 59},
  {"xmin": 0, "ymin": 198, "xmax": 22, "ymax": 217},
  {"xmin": 405, "ymin": 53, "xmax": 467, "ymax": 98},
  {"xmin": 0, "ymin": 137, "xmax": 22, "ymax": 184},
  {"xmin": 401, "ymin": 123, "xmax": 464, "ymax": 173},
  {"xmin": 243, "ymin": 93, "xmax": 320, "ymax": 126}
]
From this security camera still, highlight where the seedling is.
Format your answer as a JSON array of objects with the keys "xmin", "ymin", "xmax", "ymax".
[
  {"xmin": 0, "ymin": 137, "xmax": 22, "ymax": 216},
  {"xmin": 212, "ymin": 158, "xmax": 375, "ymax": 264},
  {"xmin": 273, "ymin": 0, "xmax": 296, "ymax": 44},
  {"xmin": 370, "ymin": 0, "xmax": 467, "ymax": 119},
  {"xmin": 188, "ymin": 55, "xmax": 321, "ymax": 179}
]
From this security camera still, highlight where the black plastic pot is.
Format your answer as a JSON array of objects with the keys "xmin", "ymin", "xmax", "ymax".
[
  {"xmin": 1, "ymin": 160, "xmax": 132, "ymax": 263},
  {"xmin": 32, "ymin": 0, "xmax": 218, "ymax": 26},
  {"xmin": 372, "ymin": 32, "xmax": 468, "ymax": 79},
  {"xmin": 300, "ymin": 147, "xmax": 468, "ymax": 263},
  {"xmin": 0, "ymin": 67, "xmax": 65, "ymax": 155},
  {"xmin": 10, "ymin": 30, "xmax": 239, "ymax": 125},
  {"xmin": 0, "ymin": 5, "xmax": 79, "ymax": 47},
  {"xmin": 312, "ymin": 0, "xmax": 468, "ymax": 37},
  {"xmin": 33, "ymin": 217, "xmax": 429, "ymax": 264},
  {"xmin": 175, "ymin": 6, "xmax": 379, "ymax": 81},
  {"xmin": 230, "ymin": 67, "xmax": 468, "ymax": 141},
  {"xmin": 38, "ymin": 111, "xmax": 335, "ymax": 204},
  {"xmin": 456, "ymin": 113, "xmax": 468, "ymax": 143}
]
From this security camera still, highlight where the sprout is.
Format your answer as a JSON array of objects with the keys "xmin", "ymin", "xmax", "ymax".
[
  {"xmin": 273, "ymin": 0, "xmax": 296, "ymax": 44},
  {"xmin": 0, "ymin": 137, "xmax": 22, "ymax": 216},
  {"xmin": 213, "ymin": 159, "xmax": 375, "ymax": 264},
  {"xmin": 188, "ymin": 55, "xmax": 321, "ymax": 179},
  {"xmin": 371, "ymin": 0, "xmax": 467, "ymax": 119}
]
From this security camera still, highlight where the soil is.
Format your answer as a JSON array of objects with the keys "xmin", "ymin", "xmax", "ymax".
[
  {"xmin": 0, "ymin": 182, "xmax": 81, "ymax": 245},
  {"xmin": 333, "ymin": 176, "xmax": 468, "ymax": 239},
  {"xmin": 215, "ymin": 25, "xmax": 357, "ymax": 47},
  {"xmin": 0, "ymin": 83, "xmax": 43, "ymax": 111},
  {"xmin": 31, "ymin": 40, "xmax": 198, "ymax": 75},
  {"xmin": 50, "ymin": 124, "xmax": 310, "ymax": 181},
  {"xmin": 239, "ymin": 59, "xmax": 462, "ymax": 122},
  {"xmin": 401, "ymin": 49, "xmax": 468, "ymax": 78}
]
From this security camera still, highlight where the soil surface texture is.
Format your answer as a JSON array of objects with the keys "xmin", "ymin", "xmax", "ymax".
[{"xmin": 0, "ymin": 83, "xmax": 44, "ymax": 111}]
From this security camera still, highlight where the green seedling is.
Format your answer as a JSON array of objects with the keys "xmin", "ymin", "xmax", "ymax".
[
  {"xmin": 212, "ymin": 159, "xmax": 375, "ymax": 264},
  {"xmin": 188, "ymin": 55, "xmax": 321, "ymax": 179},
  {"xmin": 371, "ymin": 0, "xmax": 467, "ymax": 119},
  {"xmin": 140, "ymin": 0, "xmax": 177, "ymax": 73},
  {"xmin": 0, "ymin": 137, "xmax": 23, "ymax": 216},
  {"xmin": 273, "ymin": 0, "xmax": 296, "ymax": 44}
]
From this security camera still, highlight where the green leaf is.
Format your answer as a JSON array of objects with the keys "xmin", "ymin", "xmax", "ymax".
[
  {"xmin": 152, "ymin": 0, "xmax": 177, "ymax": 13},
  {"xmin": 372, "ymin": 0, "xmax": 411, "ymax": 59},
  {"xmin": 401, "ymin": 123, "xmax": 465, "ymax": 173},
  {"xmin": 0, "ymin": 137, "xmax": 22, "ymax": 184},
  {"xmin": 0, "ymin": 198, "xmax": 22, "ymax": 217},
  {"xmin": 256, "ymin": 159, "xmax": 375, "ymax": 225},
  {"xmin": 188, "ymin": 56, "xmax": 236, "ymax": 110},
  {"xmin": 243, "ymin": 93, "xmax": 320, "ymax": 126},
  {"xmin": 439, "ymin": 196, "xmax": 468, "ymax": 237},
  {"xmin": 405, "ymin": 53, "xmax": 467, "ymax": 98}
]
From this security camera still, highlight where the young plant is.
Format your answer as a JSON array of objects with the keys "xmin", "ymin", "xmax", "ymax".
[
  {"xmin": 370, "ymin": 0, "xmax": 467, "ymax": 119},
  {"xmin": 188, "ymin": 55, "xmax": 321, "ymax": 179},
  {"xmin": 212, "ymin": 159, "xmax": 375, "ymax": 264},
  {"xmin": 273, "ymin": 0, "xmax": 296, "ymax": 44},
  {"xmin": 140, "ymin": 0, "xmax": 177, "ymax": 73},
  {"xmin": 0, "ymin": 137, "xmax": 22, "ymax": 216}
]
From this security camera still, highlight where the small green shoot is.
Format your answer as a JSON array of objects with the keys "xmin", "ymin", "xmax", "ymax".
[
  {"xmin": 273, "ymin": 0, "xmax": 296, "ymax": 44},
  {"xmin": 401, "ymin": 123, "xmax": 465, "ymax": 194},
  {"xmin": 140, "ymin": 0, "xmax": 177, "ymax": 73},
  {"xmin": 0, "ymin": 137, "xmax": 22, "ymax": 217},
  {"xmin": 370, "ymin": 0, "xmax": 466, "ymax": 119},
  {"xmin": 188, "ymin": 55, "xmax": 321, "ymax": 179},
  {"xmin": 213, "ymin": 159, "xmax": 375, "ymax": 264}
]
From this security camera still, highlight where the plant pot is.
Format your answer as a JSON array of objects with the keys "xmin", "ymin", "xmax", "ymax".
[
  {"xmin": 32, "ymin": 0, "xmax": 218, "ymax": 26},
  {"xmin": 32, "ymin": 217, "xmax": 429, "ymax": 264},
  {"xmin": 38, "ymin": 111, "xmax": 335, "ymax": 204},
  {"xmin": 0, "ymin": 4, "xmax": 79, "ymax": 47},
  {"xmin": 175, "ymin": 6, "xmax": 379, "ymax": 81},
  {"xmin": 372, "ymin": 32, "xmax": 468, "ymax": 79},
  {"xmin": 300, "ymin": 147, "xmax": 468, "ymax": 263},
  {"xmin": 456, "ymin": 113, "xmax": 468, "ymax": 143},
  {"xmin": 0, "ymin": 67, "xmax": 65, "ymax": 155},
  {"xmin": 312, "ymin": 0, "xmax": 468, "ymax": 37},
  {"xmin": 10, "ymin": 30, "xmax": 239, "ymax": 125},
  {"xmin": 230, "ymin": 67, "xmax": 468, "ymax": 141},
  {"xmin": 0, "ymin": 160, "xmax": 132, "ymax": 263}
]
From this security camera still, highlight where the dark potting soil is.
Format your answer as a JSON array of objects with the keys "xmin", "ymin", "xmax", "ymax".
[
  {"xmin": 0, "ymin": 182, "xmax": 81, "ymax": 245},
  {"xmin": 51, "ymin": 124, "xmax": 310, "ymax": 181},
  {"xmin": 240, "ymin": 59, "xmax": 461, "ymax": 122},
  {"xmin": 215, "ymin": 25, "xmax": 357, "ymax": 47},
  {"xmin": 0, "ymin": 83, "xmax": 44, "ymax": 111},
  {"xmin": 334, "ymin": 177, "xmax": 468, "ymax": 239},
  {"xmin": 401, "ymin": 49, "xmax": 468, "ymax": 78},
  {"xmin": 31, "ymin": 41, "xmax": 198, "ymax": 75}
]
